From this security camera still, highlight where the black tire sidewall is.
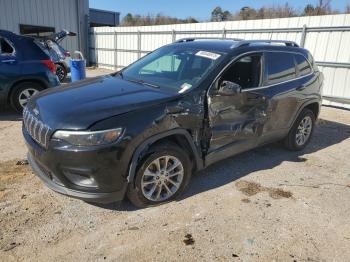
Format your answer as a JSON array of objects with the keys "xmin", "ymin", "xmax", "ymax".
[
  {"xmin": 287, "ymin": 109, "xmax": 315, "ymax": 150},
  {"xmin": 11, "ymin": 82, "xmax": 43, "ymax": 113},
  {"xmin": 128, "ymin": 144, "xmax": 192, "ymax": 207}
]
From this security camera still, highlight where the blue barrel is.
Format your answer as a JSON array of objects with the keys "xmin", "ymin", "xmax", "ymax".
[
  {"xmin": 70, "ymin": 51, "xmax": 86, "ymax": 82},
  {"xmin": 70, "ymin": 59, "xmax": 86, "ymax": 82}
]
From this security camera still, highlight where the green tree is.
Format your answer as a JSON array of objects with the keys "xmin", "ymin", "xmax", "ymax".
[
  {"xmin": 211, "ymin": 6, "xmax": 231, "ymax": 22},
  {"xmin": 122, "ymin": 13, "xmax": 134, "ymax": 26},
  {"xmin": 186, "ymin": 17, "xmax": 199, "ymax": 23},
  {"xmin": 239, "ymin": 6, "xmax": 257, "ymax": 20}
]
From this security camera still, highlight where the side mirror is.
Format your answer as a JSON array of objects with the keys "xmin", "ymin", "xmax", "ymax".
[{"xmin": 218, "ymin": 81, "xmax": 242, "ymax": 96}]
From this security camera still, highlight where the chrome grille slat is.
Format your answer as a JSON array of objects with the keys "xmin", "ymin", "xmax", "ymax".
[{"xmin": 23, "ymin": 107, "xmax": 52, "ymax": 149}]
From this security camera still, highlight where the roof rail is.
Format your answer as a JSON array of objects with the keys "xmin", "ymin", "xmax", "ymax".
[
  {"xmin": 235, "ymin": 40, "xmax": 299, "ymax": 48},
  {"xmin": 176, "ymin": 37, "xmax": 243, "ymax": 43}
]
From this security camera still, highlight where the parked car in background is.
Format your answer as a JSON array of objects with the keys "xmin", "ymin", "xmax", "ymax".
[
  {"xmin": 46, "ymin": 40, "xmax": 70, "ymax": 82},
  {"xmin": 0, "ymin": 30, "xmax": 59, "ymax": 112},
  {"xmin": 36, "ymin": 30, "xmax": 76, "ymax": 82},
  {"xmin": 24, "ymin": 38, "xmax": 323, "ymax": 207}
]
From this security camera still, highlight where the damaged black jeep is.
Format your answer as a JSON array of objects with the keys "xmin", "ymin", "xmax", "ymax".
[{"xmin": 23, "ymin": 38, "xmax": 323, "ymax": 207}]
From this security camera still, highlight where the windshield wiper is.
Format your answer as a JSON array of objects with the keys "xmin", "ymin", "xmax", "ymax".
[
  {"xmin": 111, "ymin": 71, "xmax": 123, "ymax": 78},
  {"xmin": 128, "ymin": 78, "xmax": 160, "ymax": 89}
]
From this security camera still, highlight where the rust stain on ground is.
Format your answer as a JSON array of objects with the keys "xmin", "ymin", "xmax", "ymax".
[{"xmin": 236, "ymin": 180, "xmax": 293, "ymax": 199}]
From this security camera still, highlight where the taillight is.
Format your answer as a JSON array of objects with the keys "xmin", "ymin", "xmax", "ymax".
[{"xmin": 42, "ymin": 60, "xmax": 56, "ymax": 74}]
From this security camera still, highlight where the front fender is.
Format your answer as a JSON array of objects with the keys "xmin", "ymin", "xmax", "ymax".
[{"xmin": 127, "ymin": 128, "xmax": 204, "ymax": 183}]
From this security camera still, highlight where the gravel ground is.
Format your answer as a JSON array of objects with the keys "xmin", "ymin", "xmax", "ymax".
[{"xmin": 0, "ymin": 72, "xmax": 350, "ymax": 261}]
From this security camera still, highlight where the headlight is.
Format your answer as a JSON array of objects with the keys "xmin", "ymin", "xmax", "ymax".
[{"xmin": 52, "ymin": 128, "xmax": 123, "ymax": 146}]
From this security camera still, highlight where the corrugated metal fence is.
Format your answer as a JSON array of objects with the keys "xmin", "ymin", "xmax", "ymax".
[{"xmin": 90, "ymin": 14, "xmax": 350, "ymax": 108}]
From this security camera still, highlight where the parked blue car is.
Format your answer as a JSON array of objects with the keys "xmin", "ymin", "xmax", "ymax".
[{"xmin": 0, "ymin": 30, "xmax": 60, "ymax": 112}]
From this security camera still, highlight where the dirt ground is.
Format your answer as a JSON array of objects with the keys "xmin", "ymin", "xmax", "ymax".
[{"xmin": 1, "ymin": 77, "xmax": 350, "ymax": 261}]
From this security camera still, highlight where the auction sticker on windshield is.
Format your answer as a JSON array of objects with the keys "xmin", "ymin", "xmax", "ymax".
[{"xmin": 195, "ymin": 51, "xmax": 221, "ymax": 60}]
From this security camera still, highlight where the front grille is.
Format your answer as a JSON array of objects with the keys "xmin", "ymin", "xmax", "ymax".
[{"xmin": 23, "ymin": 107, "xmax": 52, "ymax": 148}]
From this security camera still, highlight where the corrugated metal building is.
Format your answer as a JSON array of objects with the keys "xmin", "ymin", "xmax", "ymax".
[{"xmin": 0, "ymin": 0, "xmax": 89, "ymax": 56}]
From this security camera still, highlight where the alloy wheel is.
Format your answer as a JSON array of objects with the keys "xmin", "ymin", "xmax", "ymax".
[
  {"xmin": 295, "ymin": 116, "xmax": 313, "ymax": 146},
  {"xmin": 56, "ymin": 65, "xmax": 65, "ymax": 82},
  {"xmin": 141, "ymin": 155, "xmax": 184, "ymax": 202},
  {"xmin": 18, "ymin": 88, "xmax": 39, "ymax": 108}
]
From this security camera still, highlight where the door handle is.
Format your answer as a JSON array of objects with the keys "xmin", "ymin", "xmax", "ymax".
[{"xmin": 1, "ymin": 59, "xmax": 16, "ymax": 63}]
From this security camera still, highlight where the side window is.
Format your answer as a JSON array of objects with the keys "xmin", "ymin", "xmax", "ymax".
[
  {"xmin": 0, "ymin": 38, "xmax": 14, "ymax": 55},
  {"xmin": 221, "ymin": 54, "xmax": 262, "ymax": 89},
  {"xmin": 140, "ymin": 55, "xmax": 182, "ymax": 74},
  {"xmin": 265, "ymin": 52, "xmax": 296, "ymax": 85},
  {"xmin": 295, "ymin": 54, "xmax": 312, "ymax": 76}
]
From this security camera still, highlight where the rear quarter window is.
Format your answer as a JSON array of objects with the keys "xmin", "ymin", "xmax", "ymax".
[
  {"xmin": 265, "ymin": 52, "xmax": 296, "ymax": 85},
  {"xmin": 295, "ymin": 54, "xmax": 312, "ymax": 76},
  {"xmin": 0, "ymin": 37, "xmax": 14, "ymax": 55}
]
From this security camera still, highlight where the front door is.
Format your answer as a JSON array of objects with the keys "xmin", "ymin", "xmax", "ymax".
[{"xmin": 206, "ymin": 53, "xmax": 270, "ymax": 165}]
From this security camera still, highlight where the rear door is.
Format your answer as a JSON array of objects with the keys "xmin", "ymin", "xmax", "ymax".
[
  {"xmin": 206, "ymin": 52, "xmax": 271, "ymax": 165},
  {"xmin": 252, "ymin": 51, "xmax": 302, "ymax": 146},
  {"xmin": 257, "ymin": 51, "xmax": 318, "ymax": 146},
  {"xmin": 0, "ymin": 37, "xmax": 18, "ymax": 101}
]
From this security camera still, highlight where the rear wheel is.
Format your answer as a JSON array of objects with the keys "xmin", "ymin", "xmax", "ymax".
[
  {"xmin": 284, "ymin": 108, "xmax": 315, "ymax": 151},
  {"xmin": 56, "ymin": 63, "xmax": 67, "ymax": 82},
  {"xmin": 127, "ymin": 143, "xmax": 192, "ymax": 208},
  {"xmin": 11, "ymin": 82, "xmax": 44, "ymax": 113}
]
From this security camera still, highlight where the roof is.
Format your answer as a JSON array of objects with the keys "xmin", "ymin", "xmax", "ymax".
[
  {"xmin": 171, "ymin": 39, "xmax": 241, "ymax": 53},
  {"xmin": 170, "ymin": 38, "xmax": 306, "ymax": 55},
  {"xmin": 0, "ymin": 30, "xmax": 35, "ymax": 41},
  {"xmin": 0, "ymin": 30, "xmax": 16, "ymax": 37}
]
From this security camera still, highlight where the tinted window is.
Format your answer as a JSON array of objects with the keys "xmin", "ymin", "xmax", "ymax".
[
  {"xmin": 295, "ymin": 54, "xmax": 312, "ymax": 76},
  {"xmin": 266, "ymin": 52, "xmax": 296, "ymax": 85},
  {"xmin": 222, "ymin": 54, "xmax": 262, "ymax": 89},
  {"xmin": 0, "ymin": 38, "xmax": 14, "ymax": 55},
  {"xmin": 140, "ymin": 54, "xmax": 182, "ymax": 74}
]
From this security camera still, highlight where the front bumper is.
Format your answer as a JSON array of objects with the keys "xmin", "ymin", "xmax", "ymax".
[
  {"xmin": 24, "ymin": 127, "xmax": 129, "ymax": 204},
  {"xmin": 28, "ymin": 153, "xmax": 127, "ymax": 203}
]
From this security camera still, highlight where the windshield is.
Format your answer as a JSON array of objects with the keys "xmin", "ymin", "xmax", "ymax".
[{"xmin": 120, "ymin": 46, "xmax": 225, "ymax": 93}]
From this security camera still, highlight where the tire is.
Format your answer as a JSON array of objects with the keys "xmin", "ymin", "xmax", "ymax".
[
  {"xmin": 10, "ymin": 82, "xmax": 44, "ymax": 113},
  {"xmin": 56, "ymin": 63, "xmax": 67, "ymax": 82},
  {"xmin": 284, "ymin": 108, "xmax": 315, "ymax": 151},
  {"xmin": 127, "ymin": 142, "xmax": 192, "ymax": 208}
]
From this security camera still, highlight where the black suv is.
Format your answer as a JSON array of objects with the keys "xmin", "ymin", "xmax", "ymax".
[{"xmin": 23, "ymin": 39, "xmax": 323, "ymax": 207}]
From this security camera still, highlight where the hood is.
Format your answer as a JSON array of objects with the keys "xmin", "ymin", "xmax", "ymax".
[{"xmin": 28, "ymin": 75, "xmax": 175, "ymax": 130}]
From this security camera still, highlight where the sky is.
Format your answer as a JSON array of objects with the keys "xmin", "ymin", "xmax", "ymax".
[{"xmin": 89, "ymin": 0, "xmax": 349, "ymax": 21}]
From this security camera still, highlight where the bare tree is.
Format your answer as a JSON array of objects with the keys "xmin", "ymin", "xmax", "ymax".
[
  {"xmin": 121, "ymin": 13, "xmax": 198, "ymax": 26},
  {"xmin": 346, "ymin": 4, "xmax": 350, "ymax": 13},
  {"xmin": 315, "ymin": 0, "xmax": 332, "ymax": 15}
]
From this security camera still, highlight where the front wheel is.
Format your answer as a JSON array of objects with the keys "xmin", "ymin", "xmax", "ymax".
[
  {"xmin": 284, "ymin": 108, "xmax": 315, "ymax": 151},
  {"xmin": 127, "ymin": 143, "xmax": 192, "ymax": 208}
]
